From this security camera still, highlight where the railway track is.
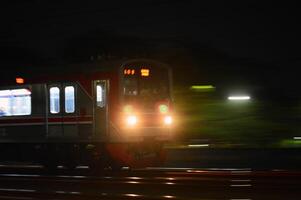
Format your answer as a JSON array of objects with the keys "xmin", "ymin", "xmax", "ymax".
[{"xmin": 0, "ymin": 165, "xmax": 300, "ymax": 199}]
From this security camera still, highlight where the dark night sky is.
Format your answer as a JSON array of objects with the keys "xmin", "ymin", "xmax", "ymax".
[{"xmin": 0, "ymin": 1, "xmax": 300, "ymax": 94}]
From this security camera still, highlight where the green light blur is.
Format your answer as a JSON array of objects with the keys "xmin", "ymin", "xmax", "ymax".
[
  {"xmin": 123, "ymin": 105, "xmax": 133, "ymax": 114},
  {"xmin": 190, "ymin": 85, "xmax": 215, "ymax": 92},
  {"xmin": 159, "ymin": 104, "xmax": 169, "ymax": 114}
]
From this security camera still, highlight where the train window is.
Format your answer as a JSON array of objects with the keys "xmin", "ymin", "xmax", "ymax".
[
  {"xmin": 0, "ymin": 88, "xmax": 31, "ymax": 117},
  {"xmin": 50, "ymin": 87, "xmax": 60, "ymax": 114},
  {"xmin": 96, "ymin": 84, "xmax": 105, "ymax": 107},
  {"xmin": 124, "ymin": 78, "xmax": 138, "ymax": 95},
  {"xmin": 65, "ymin": 86, "xmax": 75, "ymax": 113}
]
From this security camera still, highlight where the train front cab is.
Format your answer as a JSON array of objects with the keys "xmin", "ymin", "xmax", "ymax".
[{"xmin": 105, "ymin": 60, "xmax": 173, "ymax": 168}]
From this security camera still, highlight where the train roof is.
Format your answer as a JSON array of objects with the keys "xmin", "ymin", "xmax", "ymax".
[{"xmin": 1, "ymin": 58, "xmax": 169, "ymax": 86}]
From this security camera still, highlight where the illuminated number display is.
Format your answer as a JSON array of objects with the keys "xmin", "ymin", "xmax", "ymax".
[
  {"xmin": 124, "ymin": 69, "xmax": 135, "ymax": 75},
  {"xmin": 123, "ymin": 67, "xmax": 151, "ymax": 77},
  {"xmin": 141, "ymin": 68, "xmax": 150, "ymax": 77}
]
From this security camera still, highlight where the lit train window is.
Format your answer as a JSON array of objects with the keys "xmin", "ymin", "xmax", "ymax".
[
  {"xmin": 50, "ymin": 87, "xmax": 60, "ymax": 114},
  {"xmin": 65, "ymin": 86, "xmax": 75, "ymax": 113},
  {"xmin": 0, "ymin": 89, "xmax": 31, "ymax": 117},
  {"xmin": 96, "ymin": 84, "xmax": 105, "ymax": 107}
]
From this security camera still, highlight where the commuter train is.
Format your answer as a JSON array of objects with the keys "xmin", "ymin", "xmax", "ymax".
[{"xmin": 0, "ymin": 59, "xmax": 173, "ymax": 170}]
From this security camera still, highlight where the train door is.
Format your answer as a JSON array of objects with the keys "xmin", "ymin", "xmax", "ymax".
[
  {"xmin": 47, "ymin": 83, "xmax": 78, "ymax": 138},
  {"xmin": 93, "ymin": 80, "xmax": 109, "ymax": 140},
  {"xmin": 62, "ymin": 84, "xmax": 78, "ymax": 138},
  {"xmin": 47, "ymin": 84, "xmax": 63, "ymax": 138}
]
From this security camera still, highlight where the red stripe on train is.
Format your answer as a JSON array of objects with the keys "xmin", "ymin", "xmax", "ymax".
[{"xmin": 0, "ymin": 116, "xmax": 93, "ymax": 124}]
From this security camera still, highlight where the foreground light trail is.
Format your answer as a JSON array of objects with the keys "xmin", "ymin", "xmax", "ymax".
[{"xmin": 0, "ymin": 165, "xmax": 300, "ymax": 199}]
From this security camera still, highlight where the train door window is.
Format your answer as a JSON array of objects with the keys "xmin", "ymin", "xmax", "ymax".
[
  {"xmin": 0, "ymin": 88, "xmax": 31, "ymax": 117},
  {"xmin": 96, "ymin": 83, "xmax": 105, "ymax": 108},
  {"xmin": 49, "ymin": 87, "xmax": 60, "ymax": 114},
  {"xmin": 64, "ymin": 86, "xmax": 75, "ymax": 113}
]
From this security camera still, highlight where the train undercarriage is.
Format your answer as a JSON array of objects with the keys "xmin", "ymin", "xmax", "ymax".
[{"xmin": 0, "ymin": 140, "xmax": 166, "ymax": 172}]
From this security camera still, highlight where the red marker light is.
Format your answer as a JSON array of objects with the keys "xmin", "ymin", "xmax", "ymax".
[{"xmin": 16, "ymin": 77, "xmax": 24, "ymax": 84}]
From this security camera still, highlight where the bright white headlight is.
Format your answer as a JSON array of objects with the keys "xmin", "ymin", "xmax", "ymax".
[
  {"xmin": 164, "ymin": 116, "xmax": 172, "ymax": 125},
  {"xmin": 126, "ymin": 115, "xmax": 137, "ymax": 126}
]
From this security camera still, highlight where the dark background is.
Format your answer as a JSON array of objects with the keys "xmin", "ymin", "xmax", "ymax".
[{"xmin": 0, "ymin": 1, "xmax": 300, "ymax": 99}]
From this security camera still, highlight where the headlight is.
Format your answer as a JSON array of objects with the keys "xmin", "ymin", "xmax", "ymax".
[
  {"xmin": 158, "ymin": 104, "xmax": 169, "ymax": 114},
  {"xmin": 163, "ymin": 115, "xmax": 172, "ymax": 125},
  {"xmin": 123, "ymin": 105, "xmax": 134, "ymax": 114},
  {"xmin": 126, "ymin": 115, "xmax": 137, "ymax": 126}
]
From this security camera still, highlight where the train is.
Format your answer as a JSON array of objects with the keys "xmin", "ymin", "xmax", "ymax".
[{"xmin": 0, "ymin": 59, "xmax": 173, "ymax": 170}]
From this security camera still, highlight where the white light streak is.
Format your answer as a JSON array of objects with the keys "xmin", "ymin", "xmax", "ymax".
[
  {"xmin": 0, "ymin": 174, "xmax": 41, "ymax": 177},
  {"xmin": 231, "ymin": 179, "xmax": 251, "ymax": 182},
  {"xmin": 124, "ymin": 193, "xmax": 140, "ymax": 197},
  {"xmin": 228, "ymin": 96, "xmax": 251, "ymax": 101},
  {"xmin": 163, "ymin": 195, "xmax": 175, "ymax": 198},
  {"xmin": 230, "ymin": 184, "xmax": 252, "ymax": 187},
  {"xmin": 0, "ymin": 188, "xmax": 36, "ymax": 192},
  {"xmin": 188, "ymin": 144, "xmax": 209, "ymax": 148},
  {"xmin": 231, "ymin": 170, "xmax": 252, "ymax": 174},
  {"xmin": 294, "ymin": 137, "xmax": 301, "ymax": 140},
  {"xmin": 126, "ymin": 181, "xmax": 140, "ymax": 184},
  {"xmin": 127, "ymin": 177, "xmax": 142, "ymax": 180}
]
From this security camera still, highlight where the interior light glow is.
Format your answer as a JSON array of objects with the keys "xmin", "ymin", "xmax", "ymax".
[
  {"xmin": 164, "ymin": 116, "xmax": 172, "ymax": 125},
  {"xmin": 16, "ymin": 77, "xmax": 24, "ymax": 84},
  {"xmin": 228, "ymin": 96, "xmax": 251, "ymax": 101},
  {"xmin": 141, "ymin": 69, "xmax": 150, "ymax": 76},
  {"xmin": 11, "ymin": 89, "xmax": 31, "ymax": 96}
]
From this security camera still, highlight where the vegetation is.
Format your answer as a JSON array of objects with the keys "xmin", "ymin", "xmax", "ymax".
[{"xmin": 173, "ymin": 86, "xmax": 301, "ymax": 148}]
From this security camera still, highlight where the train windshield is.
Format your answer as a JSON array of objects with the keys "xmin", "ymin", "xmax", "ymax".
[{"xmin": 123, "ymin": 66, "xmax": 171, "ymax": 109}]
